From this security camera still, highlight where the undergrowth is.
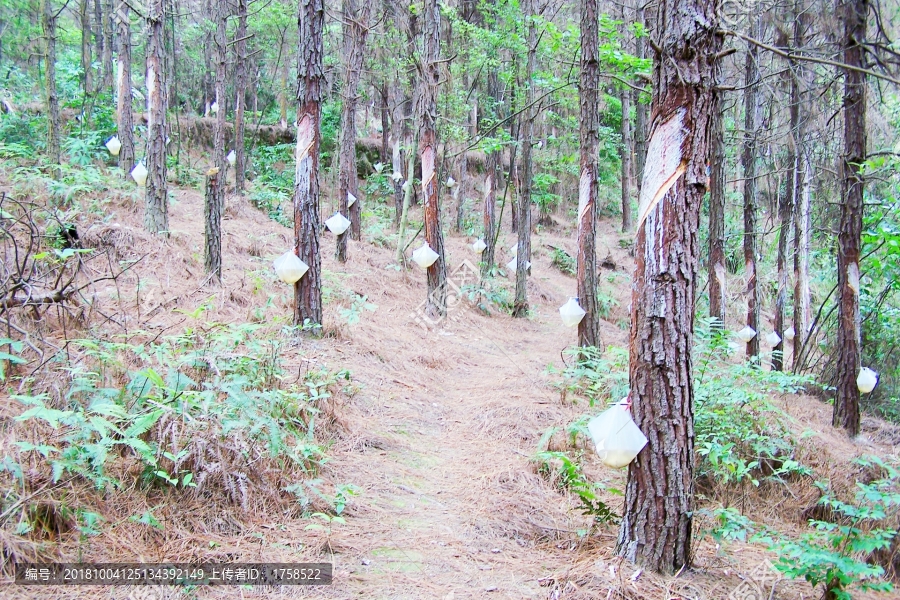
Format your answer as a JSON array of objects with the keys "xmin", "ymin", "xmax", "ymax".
[
  {"xmin": 2, "ymin": 322, "xmax": 354, "ymax": 543},
  {"xmin": 538, "ymin": 320, "xmax": 900, "ymax": 597}
]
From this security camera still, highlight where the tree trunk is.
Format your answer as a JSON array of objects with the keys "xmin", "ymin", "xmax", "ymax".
[
  {"xmin": 293, "ymin": 0, "xmax": 325, "ymax": 328},
  {"xmin": 336, "ymin": 0, "xmax": 371, "ymax": 261},
  {"xmin": 80, "ymin": 0, "xmax": 93, "ymax": 98},
  {"xmin": 576, "ymin": 0, "xmax": 601, "ymax": 348},
  {"xmin": 116, "ymin": 0, "xmax": 134, "ymax": 176},
  {"xmin": 145, "ymin": 0, "xmax": 168, "ymax": 235},
  {"xmin": 42, "ymin": 0, "xmax": 60, "ymax": 171},
  {"xmin": 709, "ymin": 98, "xmax": 726, "ymax": 324},
  {"xmin": 615, "ymin": 0, "xmax": 721, "ymax": 574},
  {"xmin": 742, "ymin": 15, "xmax": 763, "ymax": 360},
  {"xmin": 621, "ymin": 89, "xmax": 633, "ymax": 232},
  {"xmin": 455, "ymin": 77, "xmax": 473, "ymax": 233},
  {"xmin": 234, "ymin": 0, "xmax": 248, "ymax": 195},
  {"xmin": 482, "ymin": 69, "xmax": 501, "ymax": 278},
  {"xmin": 279, "ymin": 63, "xmax": 288, "ymax": 127},
  {"xmin": 379, "ymin": 84, "xmax": 389, "ymax": 163},
  {"xmin": 421, "ymin": 0, "xmax": 447, "ymax": 318},
  {"xmin": 633, "ymin": 0, "xmax": 648, "ymax": 197},
  {"xmin": 202, "ymin": 0, "xmax": 213, "ymax": 115},
  {"xmin": 396, "ymin": 147, "xmax": 416, "ymax": 263},
  {"xmin": 833, "ymin": 0, "xmax": 867, "ymax": 436},
  {"xmin": 93, "ymin": 0, "xmax": 103, "ymax": 84},
  {"xmin": 793, "ymin": 148, "xmax": 812, "ymax": 371},
  {"xmin": 205, "ymin": 0, "xmax": 227, "ymax": 282},
  {"xmin": 773, "ymin": 22, "xmax": 800, "ymax": 372},
  {"xmin": 774, "ymin": 174, "xmax": 794, "ymax": 371},
  {"xmin": 513, "ymin": 0, "xmax": 536, "ymax": 318},
  {"xmin": 101, "ymin": 0, "xmax": 114, "ymax": 92},
  {"xmin": 204, "ymin": 170, "xmax": 223, "ymax": 280}
]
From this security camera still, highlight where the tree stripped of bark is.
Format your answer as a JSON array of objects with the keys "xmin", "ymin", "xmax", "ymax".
[
  {"xmin": 420, "ymin": 0, "xmax": 447, "ymax": 317},
  {"xmin": 576, "ymin": 0, "xmax": 600, "ymax": 348},
  {"xmin": 833, "ymin": 0, "xmax": 868, "ymax": 436},
  {"xmin": 293, "ymin": 0, "xmax": 325, "ymax": 328},
  {"xmin": 615, "ymin": 0, "xmax": 722, "ymax": 574}
]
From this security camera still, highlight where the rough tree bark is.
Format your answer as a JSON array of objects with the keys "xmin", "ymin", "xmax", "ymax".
[
  {"xmin": 42, "ymin": 0, "xmax": 60, "ymax": 171},
  {"xmin": 234, "ymin": 0, "xmax": 248, "ymax": 195},
  {"xmin": 336, "ymin": 0, "xmax": 371, "ymax": 260},
  {"xmin": 513, "ymin": 0, "xmax": 536, "ymax": 318},
  {"xmin": 116, "ymin": 0, "xmax": 134, "ymax": 176},
  {"xmin": 576, "ymin": 0, "xmax": 600, "ymax": 348},
  {"xmin": 709, "ymin": 99, "xmax": 726, "ymax": 325},
  {"xmin": 421, "ymin": 0, "xmax": 447, "ymax": 317},
  {"xmin": 615, "ymin": 0, "xmax": 722, "ymax": 574},
  {"xmin": 742, "ymin": 15, "xmax": 762, "ymax": 360},
  {"xmin": 833, "ymin": 0, "xmax": 868, "ymax": 436},
  {"xmin": 145, "ymin": 0, "xmax": 168, "ymax": 235},
  {"xmin": 293, "ymin": 0, "xmax": 324, "ymax": 327},
  {"xmin": 204, "ymin": 0, "xmax": 227, "ymax": 283}
]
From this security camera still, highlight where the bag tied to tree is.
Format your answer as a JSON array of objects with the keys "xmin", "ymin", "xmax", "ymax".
[{"xmin": 587, "ymin": 397, "xmax": 648, "ymax": 469}]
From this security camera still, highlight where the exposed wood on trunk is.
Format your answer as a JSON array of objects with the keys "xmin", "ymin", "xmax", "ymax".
[
  {"xmin": 576, "ymin": 0, "xmax": 600, "ymax": 348},
  {"xmin": 234, "ymin": 0, "xmax": 248, "ymax": 195},
  {"xmin": 615, "ymin": 0, "xmax": 722, "ymax": 574},
  {"xmin": 293, "ymin": 0, "xmax": 325, "ymax": 327},
  {"xmin": 420, "ymin": 0, "xmax": 447, "ymax": 318},
  {"xmin": 834, "ymin": 0, "xmax": 867, "ymax": 436},
  {"xmin": 336, "ymin": 0, "xmax": 371, "ymax": 261},
  {"xmin": 145, "ymin": 0, "xmax": 169, "ymax": 235},
  {"xmin": 115, "ymin": 0, "xmax": 134, "ymax": 176},
  {"xmin": 742, "ymin": 15, "xmax": 762, "ymax": 360}
]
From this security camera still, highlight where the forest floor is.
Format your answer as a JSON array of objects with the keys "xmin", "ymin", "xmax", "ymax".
[{"xmin": 4, "ymin": 180, "xmax": 900, "ymax": 600}]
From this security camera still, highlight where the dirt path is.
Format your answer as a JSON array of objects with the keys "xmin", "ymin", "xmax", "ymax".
[{"xmin": 267, "ymin": 214, "xmax": 635, "ymax": 599}]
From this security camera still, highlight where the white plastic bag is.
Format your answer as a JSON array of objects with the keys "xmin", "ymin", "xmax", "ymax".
[
  {"xmin": 587, "ymin": 397, "xmax": 648, "ymax": 469},
  {"xmin": 273, "ymin": 251, "xmax": 309, "ymax": 284}
]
